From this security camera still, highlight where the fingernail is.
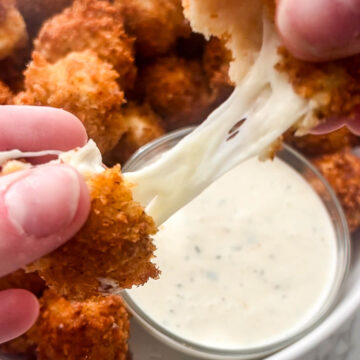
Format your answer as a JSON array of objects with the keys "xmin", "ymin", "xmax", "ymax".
[{"xmin": 4, "ymin": 165, "xmax": 81, "ymax": 237}]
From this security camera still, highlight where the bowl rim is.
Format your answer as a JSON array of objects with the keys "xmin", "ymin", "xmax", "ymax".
[{"xmin": 122, "ymin": 127, "xmax": 351, "ymax": 359}]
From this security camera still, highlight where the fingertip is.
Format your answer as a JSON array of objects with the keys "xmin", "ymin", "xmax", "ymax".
[
  {"xmin": 276, "ymin": 0, "xmax": 360, "ymax": 61},
  {"xmin": 0, "ymin": 164, "xmax": 91, "ymax": 276},
  {"xmin": 0, "ymin": 105, "xmax": 88, "ymax": 151},
  {"xmin": 0, "ymin": 289, "xmax": 39, "ymax": 344},
  {"xmin": 276, "ymin": 0, "xmax": 318, "ymax": 61}
]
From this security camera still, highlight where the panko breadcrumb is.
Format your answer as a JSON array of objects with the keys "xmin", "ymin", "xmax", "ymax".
[
  {"xmin": 108, "ymin": 102, "xmax": 165, "ymax": 164},
  {"xmin": 276, "ymin": 48, "xmax": 360, "ymax": 122},
  {"xmin": 203, "ymin": 36, "xmax": 234, "ymax": 109},
  {"xmin": 117, "ymin": 0, "xmax": 191, "ymax": 58},
  {"xmin": 34, "ymin": 0, "xmax": 136, "ymax": 89},
  {"xmin": 1, "ymin": 291, "xmax": 130, "ymax": 360},
  {"xmin": 15, "ymin": 50, "xmax": 126, "ymax": 154},
  {"xmin": 0, "ymin": 0, "xmax": 27, "ymax": 60},
  {"xmin": 28, "ymin": 166, "xmax": 159, "ymax": 300},
  {"xmin": 285, "ymin": 127, "xmax": 360, "ymax": 157},
  {"xmin": 313, "ymin": 149, "xmax": 360, "ymax": 232},
  {"xmin": 140, "ymin": 56, "xmax": 214, "ymax": 130}
]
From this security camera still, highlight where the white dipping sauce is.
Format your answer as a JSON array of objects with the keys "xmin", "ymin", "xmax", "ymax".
[{"xmin": 127, "ymin": 157, "xmax": 337, "ymax": 349}]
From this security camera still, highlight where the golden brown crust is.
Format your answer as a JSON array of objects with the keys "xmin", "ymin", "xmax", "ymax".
[
  {"xmin": 15, "ymin": 50, "xmax": 126, "ymax": 154},
  {"xmin": 140, "ymin": 56, "xmax": 214, "ymax": 130},
  {"xmin": 34, "ymin": 292, "xmax": 130, "ymax": 360},
  {"xmin": 1, "ymin": 291, "xmax": 130, "ymax": 360},
  {"xmin": 34, "ymin": 0, "xmax": 136, "ymax": 89},
  {"xmin": 285, "ymin": 127, "xmax": 360, "ymax": 157},
  {"xmin": 276, "ymin": 48, "xmax": 360, "ymax": 121},
  {"xmin": 107, "ymin": 102, "xmax": 165, "ymax": 164},
  {"xmin": 313, "ymin": 149, "xmax": 360, "ymax": 232},
  {"xmin": 28, "ymin": 166, "xmax": 159, "ymax": 300},
  {"xmin": 117, "ymin": 0, "xmax": 191, "ymax": 58},
  {"xmin": 203, "ymin": 36, "xmax": 234, "ymax": 109}
]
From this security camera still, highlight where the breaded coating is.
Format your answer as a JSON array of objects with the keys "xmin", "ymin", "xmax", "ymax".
[
  {"xmin": 16, "ymin": 0, "xmax": 73, "ymax": 38},
  {"xmin": 276, "ymin": 48, "xmax": 360, "ymax": 122},
  {"xmin": 1, "ymin": 291, "xmax": 130, "ymax": 360},
  {"xmin": 15, "ymin": 50, "xmax": 126, "ymax": 154},
  {"xmin": 313, "ymin": 149, "xmax": 360, "ymax": 232},
  {"xmin": 0, "ymin": 79, "xmax": 13, "ymax": 104},
  {"xmin": 117, "ymin": 0, "xmax": 191, "ymax": 58},
  {"xmin": 28, "ymin": 166, "xmax": 159, "ymax": 300},
  {"xmin": 107, "ymin": 102, "xmax": 165, "ymax": 164},
  {"xmin": 140, "ymin": 56, "xmax": 214, "ymax": 130},
  {"xmin": 285, "ymin": 127, "xmax": 360, "ymax": 157},
  {"xmin": 0, "ymin": 0, "xmax": 27, "ymax": 60},
  {"xmin": 0, "ymin": 269, "xmax": 45, "ymax": 295},
  {"xmin": 34, "ymin": 0, "xmax": 136, "ymax": 89},
  {"xmin": 203, "ymin": 36, "xmax": 234, "ymax": 109}
]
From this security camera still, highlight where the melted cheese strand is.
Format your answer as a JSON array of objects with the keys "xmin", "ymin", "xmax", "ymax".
[
  {"xmin": 0, "ymin": 140, "xmax": 104, "ymax": 179},
  {"xmin": 124, "ymin": 20, "xmax": 314, "ymax": 226}
]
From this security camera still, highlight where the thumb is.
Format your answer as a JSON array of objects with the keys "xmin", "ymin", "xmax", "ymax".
[
  {"xmin": 0, "ymin": 164, "xmax": 90, "ymax": 277},
  {"xmin": 277, "ymin": 0, "xmax": 360, "ymax": 61},
  {"xmin": 0, "ymin": 289, "xmax": 39, "ymax": 344}
]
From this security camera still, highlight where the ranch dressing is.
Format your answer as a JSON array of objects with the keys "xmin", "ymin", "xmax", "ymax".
[{"xmin": 127, "ymin": 157, "xmax": 337, "ymax": 349}]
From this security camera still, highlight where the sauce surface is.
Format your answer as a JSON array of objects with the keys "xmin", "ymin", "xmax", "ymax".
[{"xmin": 127, "ymin": 157, "xmax": 337, "ymax": 349}]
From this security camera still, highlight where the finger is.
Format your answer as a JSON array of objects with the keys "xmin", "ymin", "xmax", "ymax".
[
  {"xmin": 310, "ymin": 116, "xmax": 347, "ymax": 135},
  {"xmin": 0, "ymin": 105, "xmax": 87, "ymax": 152},
  {"xmin": 0, "ymin": 164, "xmax": 90, "ymax": 277},
  {"xmin": 277, "ymin": 0, "xmax": 360, "ymax": 61},
  {"xmin": 310, "ymin": 104, "xmax": 360, "ymax": 135},
  {"xmin": 0, "ymin": 289, "xmax": 39, "ymax": 344}
]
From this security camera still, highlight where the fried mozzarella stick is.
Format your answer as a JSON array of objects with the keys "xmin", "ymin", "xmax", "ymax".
[
  {"xmin": 1, "ymin": 291, "xmax": 130, "ymax": 360},
  {"xmin": 0, "ymin": 141, "xmax": 159, "ymax": 300},
  {"xmin": 122, "ymin": 0, "xmax": 360, "ymax": 225},
  {"xmin": 15, "ymin": 50, "xmax": 126, "ymax": 154},
  {"xmin": 34, "ymin": 0, "xmax": 136, "ymax": 89},
  {"xmin": 116, "ymin": 0, "xmax": 190, "ymax": 58}
]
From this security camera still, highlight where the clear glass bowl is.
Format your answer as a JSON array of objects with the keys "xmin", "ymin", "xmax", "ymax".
[{"xmin": 121, "ymin": 127, "xmax": 351, "ymax": 360}]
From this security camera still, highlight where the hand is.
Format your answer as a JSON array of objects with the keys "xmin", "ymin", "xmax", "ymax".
[
  {"xmin": 276, "ymin": 0, "xmax": 360, "ymax": 61},
  {"xmin": 0, "ymin": 106, "xmax": 90, "ymax": 344},
  {"xmin": 276, "ymin": 0, "xmax": 360, "ymax": 134}
]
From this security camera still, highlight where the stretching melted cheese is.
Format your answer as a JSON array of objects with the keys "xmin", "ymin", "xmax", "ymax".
[{"xmin": 124, "ymin": 14, "xmax": 315, "ymax": 225}]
